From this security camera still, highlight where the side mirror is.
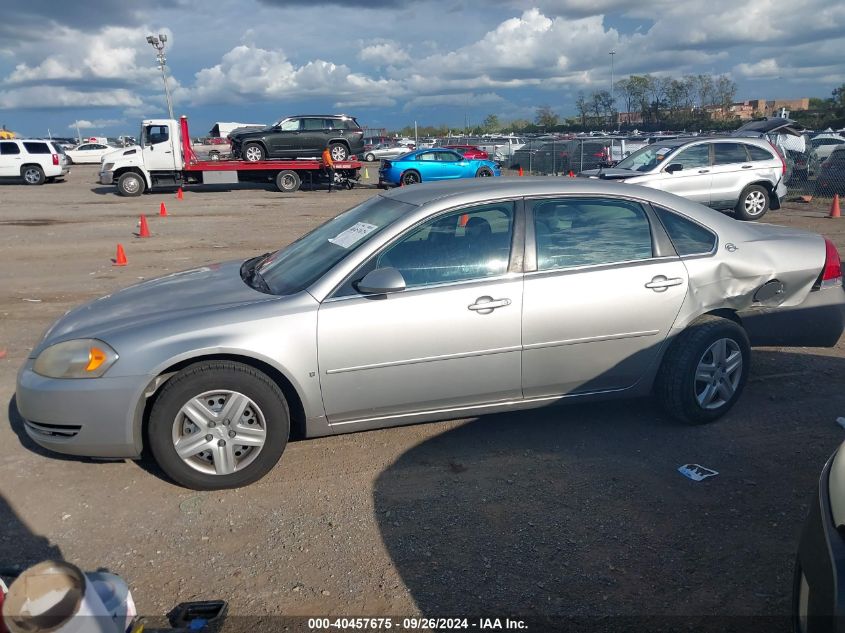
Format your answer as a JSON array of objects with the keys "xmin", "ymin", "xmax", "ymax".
[
  {"xmin": 666, "ymin": 163, "xmax": 683, "ymax": 174},
  {"xmin": 356, "ymin": 267, "xmax": 406, "ymax": 295}
]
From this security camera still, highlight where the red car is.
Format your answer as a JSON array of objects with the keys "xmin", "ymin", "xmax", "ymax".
[{"xmin": 444, "ymin": 145, "xmax": 489, "ymax": 160}]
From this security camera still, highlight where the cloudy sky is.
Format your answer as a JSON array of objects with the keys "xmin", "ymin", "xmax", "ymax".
[{"xmin": 1, "ymin": 0, "xmax": 843, "ymax": 137}]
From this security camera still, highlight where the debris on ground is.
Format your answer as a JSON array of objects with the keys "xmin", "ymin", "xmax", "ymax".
[{"xmin": 678, "ymin": 464, "xmax": 719, "ymax": 481}]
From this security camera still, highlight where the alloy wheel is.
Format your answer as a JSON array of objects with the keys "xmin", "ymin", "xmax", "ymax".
[
  {"xmin": 744, "ymin": 190, "xmax": 767, "ymax": 216},
  {"xmin": 694, "ymin": 338, "xmax": 743, "ymax": 410}
]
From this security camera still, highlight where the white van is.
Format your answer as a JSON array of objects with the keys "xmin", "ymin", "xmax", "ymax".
[{"xmin": 0, "ymin": 139, "xmax": 70, "ymax": 184}]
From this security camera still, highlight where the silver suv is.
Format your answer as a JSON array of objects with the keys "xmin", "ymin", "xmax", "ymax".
[{"xmin": 580, "ymin": 137, "xmax": 787, "ymax": 220}]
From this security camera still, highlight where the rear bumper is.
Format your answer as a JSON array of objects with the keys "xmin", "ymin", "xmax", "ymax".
[
  {"xmin": 794, "ymin": 453, "xmax": 845, "ymax": 631},
  {"xmin": 741, "ymin": 284, "xmax": 845, "ymax": 347}
]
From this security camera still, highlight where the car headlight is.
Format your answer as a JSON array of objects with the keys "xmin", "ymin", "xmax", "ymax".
[
  {"xmin": 33, "ymin": 339, "xmax": 119, "ymax": 379},
  {"xmin": 102, "ymin": 162, "xmax": 114, "ymax": 172}
]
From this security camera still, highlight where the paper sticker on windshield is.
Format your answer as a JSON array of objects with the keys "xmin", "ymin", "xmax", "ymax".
[
  {"xmin": 328, "ymin": 222, "xmax": 378, "ymax": 249},
  {"xmin": 657, "ymin": 148, "xmax": 672, "ymax": 155}
]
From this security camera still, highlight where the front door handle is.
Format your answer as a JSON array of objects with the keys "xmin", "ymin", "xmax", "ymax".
[
  {"xmin": 741, "ymin": 164, "xmax": 753, "ymax": 169},
  {"xmin": 697, "ymin": 169, "xmax": 709, "ymax": 174},
  {"xmin": 468, "ymin": 296, "xmax": 511, "ymax": 314},
  {"xmin": 645, "ymin": 276, "xmax": 684, "ymax": 292}
]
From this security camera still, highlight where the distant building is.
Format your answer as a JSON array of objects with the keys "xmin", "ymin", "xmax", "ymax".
[{"xmin": 618, "ymin": 98, "xmax": 810, "ymax": 124}]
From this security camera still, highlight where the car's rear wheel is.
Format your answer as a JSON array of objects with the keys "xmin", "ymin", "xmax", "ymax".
[
  {"xmin": 275, "ymin": 170, "xmax": 301, "ymax": 193},
  {"xmin": 475, "ymin": 167, "xmax": 494, "ymax": 178},
  {"xmin": 329, "ymin": 143, "xmax": 349, "ymax": 162},
  {"xmin": 365, "ymin": 153, "xmax": 376, "ymax": 162},
  {"xmin": 22, "ymin": 165, "xmax": 45, "ymax": 185},
  {"xmin": 401, "ymin": 170, "xmax": 421, "ymax": 186},
  {"xmin": 117, "ymin": 171, "xmax": 145, "ymax": 196},
  {"xmin": 243, "ymin": 142, "xmax": 265, "ymax": 163},
  {"xmin": 148, "ymin": 360, "xmax": 290, "ymax": 490},
  {"xmin": 655, "ymin": 315, "xmax": 750, "ymax": 424},
  {"xmin": 735, "ymin": 184, "xmax": 770, "ymax": 221}
]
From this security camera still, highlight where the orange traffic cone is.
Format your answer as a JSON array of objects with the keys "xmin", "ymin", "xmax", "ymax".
[
  {"xmin": 176, "ymin": 187, "xmax": 184, "ymax": 200},
  {"xmin": 159, "ymin": 202, "xmax": 168, "ymax": 217},
  {"xmin": 518, "ymin": 166, "xmax": 524, "ymax": 177},
  {"xmin": 568, "ymin": 170, "xmax": 575, "ymax": 178},
  {"xmin": 138, "ymin": 214, "xmax": 151, "ymax": 238},
  {"xmin": 113, "ymin": 244, "xmax": 128, "ymax": 266},
  {"xmin": 830, "ymin": 194, "xmax": 841, "ymax": 218}
]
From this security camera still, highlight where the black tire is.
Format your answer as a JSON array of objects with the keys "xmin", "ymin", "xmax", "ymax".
[
  {"xmin": 243, "ymin": 142, "xmax": 265, "ymax": 163},
  {"xmin": 148, "ymin": 360, "xmax": 290, "ymax": 490},
  {"xmin": 735, "ymin": 184, "xmax": 770, "ymax": 221},
  {"xmin": 365, "ymin": 153, "xmax": 376, "ymax": 162},
  {"xmin": 329, "ymin": 143, "xmax": 349, "ymax": 162},
  {"xmin": 654, "ymin": 315, "xmax": 750, "ymax": 424},
  {"xmin": 401, "ymin": 170, "xmax": 421, "ymax": 186},
  {"xmin": 275, "ymin": 170, "xmax": 301, "ymax": 193},
  {"xmin": 475, "ymin": 167, "xmax": 494, "ymax": 178},
  {"xmin": 117, "ymin": 171, "xmax": 145, "ymax": 197},
  {"xmin": 21, "ymin": 165, "xmax": 45, "ymax": 185}
]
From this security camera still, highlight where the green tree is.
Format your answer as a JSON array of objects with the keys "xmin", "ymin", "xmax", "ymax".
[
  {"xmin": 535, "ymin": 105, "xmax": 559, "ymax": 129},
  {"xmin": 481, "ymin": 114, "xmax": 501, "ymax": 133}
]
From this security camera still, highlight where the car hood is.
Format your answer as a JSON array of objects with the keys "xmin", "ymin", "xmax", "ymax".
[
  {"xmin": 579, "ymin": 168, "xmax": 639, "ymax": 180},
  {"xmin": 229, "ymin": 127, "xmax": 273, "ymax": 141},
  {"xmin": 35, "ymin": 260, "xmax": 273, "ymax": 353},
  {"xmin": 102, "ymin": 146, "xmax": 140, "ymax": 162}
]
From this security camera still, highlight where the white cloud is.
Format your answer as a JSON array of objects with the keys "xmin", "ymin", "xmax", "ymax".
[
  {"xmin": 358, "ymin": 40, "xmax": 410, "ymax": 66},
  {"xmin": 69, "ymin": 118, "xmax": 126, "ymax": 130},
  {"xmin": 0, "ymin": 86, "xmax": 142, "ymax": 109},
  {"xmin": 734, "ymin": 58, "xmax": 781, "ymax": 79}
]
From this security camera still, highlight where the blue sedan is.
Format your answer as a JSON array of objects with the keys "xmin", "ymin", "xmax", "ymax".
[{"xmin": 378, "ymin": 148, "xmax": 500, "ymax": 187}]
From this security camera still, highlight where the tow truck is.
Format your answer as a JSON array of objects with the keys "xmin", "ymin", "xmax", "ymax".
[{"xmin": 99, "ymin": 116, "xmax": 361, "ymax": 196}]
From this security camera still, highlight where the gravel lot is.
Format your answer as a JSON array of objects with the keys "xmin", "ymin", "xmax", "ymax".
[{"xmin": 1, "ymin": 166, "xmax": 844, "ymax": 630}]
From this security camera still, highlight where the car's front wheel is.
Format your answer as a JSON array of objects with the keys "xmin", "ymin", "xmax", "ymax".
[
  {"xmin": 365, "ymin": 153, "xmax": 376, "ymax": 162},
  {"xmin": 475, "ymin": 167, "xmax": 494, "ymax": 177},
  {"xmin": 655, "ymin": 315, "xmax": 750, "ymax": 424},
  {"xmin": 148, "ymin": 360, "xmax": 290, "ymax": 490},
  {"xmin": 735, "ymin": 184, "xmax": 770, "ymax": 221},
  {"xmin": 117, "ymin": 172, "xmax": 145, "ymax": 197},
  {"xmin": 243, "ymin": 142, "xmax": 265, "ymax": 163}
]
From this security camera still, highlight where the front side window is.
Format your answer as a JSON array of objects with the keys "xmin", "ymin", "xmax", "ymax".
[
  {"xmin": 667, "ymin": 144, "xmax": 710, "ymax": 169},
  {"xmin": 257, "ymin": 195, "xmax": 416, "ymax": 295},
  {"xmin": 615, "ymin": 144, "xmax": 679, "ymax": 172},
  {"xmin": 653, "ymin": 205, "xmax": 717, "ymax": 256},
  {"xmin": 713, "ymin": 143, "xmax": 750, "ymax": 165},
  {"xmin": 279, "ymin": 119, "xmax": 300, "ymax": 132},
  {"xmin": 145, "ymin": 125, "xmax": 169, "ymax": 145},
  {"xmin": 376, "ymin": 202, "xmax": 515, "ymax": 287},
  {"xmin": 0, "ymin": 142, "xmax": 21, "ymax": 155},
  {"xmin": 533, "ymin": 198, "xmax": 653, "ymax": 271}
]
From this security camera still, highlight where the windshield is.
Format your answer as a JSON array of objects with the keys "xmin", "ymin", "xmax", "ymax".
[
  {"xmin": 615, "ymin": 144, "xmax": 680, "ymax": 172},
  {"xmin": 256, "ymin": 195, "xmax": 417, "ymax": 295}
]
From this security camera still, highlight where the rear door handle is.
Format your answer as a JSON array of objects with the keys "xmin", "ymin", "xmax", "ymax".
[
  {"xmin": 741, "ymin": 164, "xmax": 753, "ymax": 169},
  {"xmin": 697, "ymin": 169, "xmax": 709, "ymax": 173},
  {"xmin": 645, "ymin": 276, "xmax": 684, "ymax": 292},
  {"xmin": 468, "ymin": 296, "xmax": 511, "ymax": 314}
]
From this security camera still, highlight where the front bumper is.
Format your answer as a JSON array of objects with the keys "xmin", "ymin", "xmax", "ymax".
[
  {"xmin": 16, "ymin": 360, "xmax": 147, "ymax": 458},
  {"xmin": 794, "ymin": 453, "xmax": 845, "ymax": 631},
  {"xmin": 99, "ymin": 170, "xmax": 114, "ymax": 185}
]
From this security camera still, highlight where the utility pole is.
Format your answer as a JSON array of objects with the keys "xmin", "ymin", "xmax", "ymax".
[
  {"xmin": 146, "ymin": 33, "xmax": 175, "ymax": 120},
  {"xmin": 609, "ymin": 50, "xmax": 616, "ymax": 130}
]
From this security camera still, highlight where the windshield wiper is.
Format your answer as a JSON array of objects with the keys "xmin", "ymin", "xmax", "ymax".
[{"xmin": 240, "ymin": 252, "xmax": 272, "ymax": 293}]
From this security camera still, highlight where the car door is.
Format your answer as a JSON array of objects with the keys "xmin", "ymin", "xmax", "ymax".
[
  {"xmin": 141, "ymin": 123, "xmax": 177, "ymax": 171},
  {"xmin": 0, "ymin": 141, "xmax": 23, "ymax": 176},
  {"xmin": 709, "ymin": 142, "xmax": 753, "ymax": 208},
  {"xmin": 435, "ymin": 150, "xmax": 467, "ymax": 179},
  {"xmin": 298, "ymin": 118, "xmax": 326, "ymax": 155},
  {"xmin": 653, "ymin": 143, "xmax": 713, "ymax": 205},
  {"xmin": 267, "ymin": 118, "xmax": 301, "ymax": 157},
  {"xmin": 317, "ymin": 201, "xmax": 523, "ymax": 425},
  {"xmin": 522, "ymin": 196, "xmax": 688, "ymax": 398}
]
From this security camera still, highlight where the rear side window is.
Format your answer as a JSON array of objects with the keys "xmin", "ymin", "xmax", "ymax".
[
  {"xmin": 0, "ymin": 142, "xmax": 20, "ymax": 155},
  {"xmin": 746, "ymin": 145, "xmax": 774, "ymax": 161},
  {"xmin": 713, "ymin": 143, "xmax": 750, "ymax": 165},
  {"xmin": 533, "ymin": 198, "xmax": 653, "ymax": 270},
  {"xmin": 302, "ymin": 119, "xmax": 326, "ymax": 131},
  {"xmin": 23, "ymin": 142, "xmax": 51, "ymax": 154},
  {"xmin": 653, "ymin": 205, "xmax": 717, "ymax": 256}
]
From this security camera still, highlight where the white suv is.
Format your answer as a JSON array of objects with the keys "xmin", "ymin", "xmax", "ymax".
[
  {"xmin": 0, "ymin": 139, "xmax": 70, "ymax": 185},
  {"xmin": 580, "ymin": 136, "xmax": 787, "ymax": 220}
]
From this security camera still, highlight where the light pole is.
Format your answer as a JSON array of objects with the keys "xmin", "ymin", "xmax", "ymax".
[
  {"xmin": 146, "ymin": 33, "xmax": 175, "ymax": 120},
  {"xmin": 609, "ymin": 50, "xmax": 616, "ymax": 130}
]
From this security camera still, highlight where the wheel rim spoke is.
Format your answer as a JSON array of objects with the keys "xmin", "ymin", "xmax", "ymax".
[
  {"xmin": 716, "ymin": 379, "xmax": 735, "ymax": 401},
  {"xmin": 219, "ymin": 393, "xmax": 249, "ymax": 425},
  {"xmin": 212, "ymin": 442, "xmax": 237, "ymax": 475},
  {"xmin": 695, "ymin": 362, "xmax": 716, "ymax": 383},
  {"xmin": 232, "ymin": 423, "xmax": 266, "ymax": 447},
  {"xmin": 695, "ymin": 337, "xmax": 743, "ymax": 409},
  {"xmin": 697, "ymin": 382, "xmax": 718, "ymax": 407},
  {"xmin": 182, "ymin": 399, "xmax": 213, "ymax": 431},
  {"xmin": 175, "ymin": 434, "xmax": 214, "ymax": 459}
]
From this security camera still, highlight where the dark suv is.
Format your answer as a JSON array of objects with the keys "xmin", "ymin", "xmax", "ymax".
[{"xmin": 228, "ymin": 115, "xmax": 364, "ymax": 162}]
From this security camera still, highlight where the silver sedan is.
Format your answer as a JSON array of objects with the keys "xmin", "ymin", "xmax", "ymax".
[{"xmin": 16, "ymin": 178, "xmax": 845, "ymax": 489}]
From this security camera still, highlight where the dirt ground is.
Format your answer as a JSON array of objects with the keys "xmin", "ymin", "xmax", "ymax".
[{"xmin": 1, "ymin": 165, "xmax": 844, "ymax": 631}]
